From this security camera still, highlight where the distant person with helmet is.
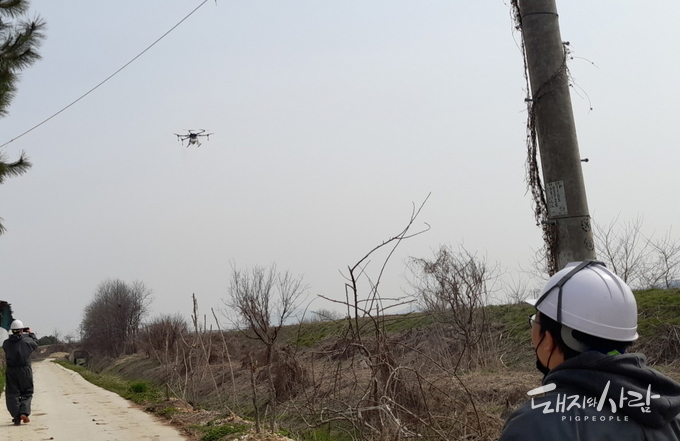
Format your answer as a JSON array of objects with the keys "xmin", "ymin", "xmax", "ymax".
[
  {"xmin": 2, "ymin": 319, "xmax": 38, "ymax": 426},
  {"xmin": 499, "ymin": 261, "xmax": 680, "ymax": 440}
]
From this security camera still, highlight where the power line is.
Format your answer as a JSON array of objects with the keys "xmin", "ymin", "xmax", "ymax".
[{"xmin": 1, "ymin": 0, "xmax": 211, "ymax": 149}]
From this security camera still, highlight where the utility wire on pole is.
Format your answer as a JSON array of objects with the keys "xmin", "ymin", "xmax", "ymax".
[{"xmin": 513, "ymin": 0, "xmax": 596, "ymax": 274}]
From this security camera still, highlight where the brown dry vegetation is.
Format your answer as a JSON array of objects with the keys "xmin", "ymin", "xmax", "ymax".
[
  {"xmin": 60, "ymin": 308, "xmax": 541, "ymax": 441},
  {"xmin": 56, "ymin": 287, "xmax": 680, "ymax": 441},
  {"xmin": 42, "ymin": 282, "xmax": 680, "ymax": 441}
]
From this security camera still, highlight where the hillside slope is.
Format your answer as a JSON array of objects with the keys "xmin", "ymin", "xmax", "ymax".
[{"xmin": 66, "ymin": 289, "xmax": 680, "ymax": 441}]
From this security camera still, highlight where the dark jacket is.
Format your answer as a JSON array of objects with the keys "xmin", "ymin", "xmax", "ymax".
[
  {"xmin": 3, "ymin": 332, "xmax": 38, "ymax": 368},
  {"xmin": 499, "ymin": 352, "xmax": 680, "ymax": 441}
]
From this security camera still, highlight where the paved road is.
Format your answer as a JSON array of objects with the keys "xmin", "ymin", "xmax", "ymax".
[{"xmin": 1, "ymin": 358, "xmax": 189, "ymax": 440}]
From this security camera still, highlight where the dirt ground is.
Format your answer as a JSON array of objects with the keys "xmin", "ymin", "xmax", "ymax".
[{"xmin": 1, "ymin": 358, "xmax": 190, "ymax": 440}]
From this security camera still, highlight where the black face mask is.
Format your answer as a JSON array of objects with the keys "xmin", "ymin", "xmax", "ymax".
[{"xmin": 535, "ymin": 357, "xmax": 551, "ymax": 377}]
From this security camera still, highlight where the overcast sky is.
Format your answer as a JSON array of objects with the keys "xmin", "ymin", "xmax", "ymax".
[{"xmin": 1, "ymin": 1, "xmax": 679, "ymax": 337}]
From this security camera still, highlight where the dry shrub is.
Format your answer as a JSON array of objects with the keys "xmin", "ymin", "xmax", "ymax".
[
  {"xmin": 272, "ymin": 347, "xmax": 309, "ymax": 401},
  {"xmin": 324, "ymin": 337, "xmax": 363, "ymax": 361},
  {"xmin": 384, "ymin": 367, "xmax": 428, "ymax": 417},
  {"xmin": 639, "ymin": 324, "xmax": 680, "ymax": 365},
  {"xmin": 141, "ymin": 314, "xmax": 189, "ymax": 362},
  {"xmin": 395, "ymin": 324, "xmax": 507, "ymax": 375},
  {"xmin": 171, "ymin": 332, "xmax": 239, "ymax": 369},
  {"xmin": 244, "ymin": 346, "xmax": 310, "ymax": 402},
  {"xmin": 240, "ymin": 347, "xmax": 268, "ymax": 370}
]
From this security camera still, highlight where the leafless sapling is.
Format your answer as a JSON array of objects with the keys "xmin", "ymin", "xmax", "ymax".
[{"xmin": 224, "ymin": 263, "xmax": 307, "ymax": 433}]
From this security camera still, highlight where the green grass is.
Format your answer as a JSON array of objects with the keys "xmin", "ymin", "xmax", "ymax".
[
  {"xmin": 54, "ymin": 360, "xmax": 162, "ymax": 405},
  {"xmin": 274, "ymin": 412, "xmax": 356, "ymax": 441},
  {"xmin": 635, "ymin": 288, "xmax": 680, "ymax": 309},
  {"xmin": 288, "ymin": 312, "xmax": 437, "ymax": 347},
  {"xmin": 295, "ymin": 425, "xmax": 355, "ymax": 441},
  {"xmin": 633, "ymin": 289, "xmax": 680, "ymax": 343},
  {"xmin": 383, "ymin": 312, "xmax": 435, "ymax": 333},
  {"xmin": 286, "ymin": 290, "xmax": 680, "ymax": 348},
  {"xmin": 129, "ymin": 380, "xmax": 150, "ymax": 393},
  {"xmin": 290, "ymin": 320, "xmax": 345, "ymax": 347},
  {"xmin": 190, "ymin": 423, "xmax": 249, "ymax": 441},
  {"xmin": 486, "ymin": 303, "xmax": 535, "ymax": 342},
  {"xmin": 157, "ymin": 406, "xmax": 180, "ymax": 418}
]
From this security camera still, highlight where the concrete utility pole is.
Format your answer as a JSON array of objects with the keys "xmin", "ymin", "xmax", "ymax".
[{"xmin": 517, "ymin": 0, "xmax": 596, "ymax": 270}]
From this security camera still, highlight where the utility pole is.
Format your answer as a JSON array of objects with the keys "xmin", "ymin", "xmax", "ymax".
[{"xmin": 516, "ymin": 0, "xmax": 595, "ymax": 271}]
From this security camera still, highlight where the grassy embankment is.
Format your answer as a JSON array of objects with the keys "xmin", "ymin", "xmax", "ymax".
[{"xmin": 55, "ymin": 288, "xmax": 680, "ymax": 441}]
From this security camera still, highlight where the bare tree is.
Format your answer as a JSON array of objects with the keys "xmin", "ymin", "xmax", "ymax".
[
  {"xmin": 63, "ymin": 333, "xmax": 77, "ymax": 345},
  {"xmin": 307, "ymin": 198, "xmax": 432, "ymax": 440},
  {"xmin": 642, "ymin": 228, "xmax": 680, "ymax": 289},
  {"xmin": 593, "ymin": 215, "xmax": 650, "ymax": 288},
  {"xmin": 290, "ymin": 199, "xmax": 503, "ymax": 440},
  {"xmin": 224, "ymin": 263, "xmax": 307, "ymax": 432},
  {"xmin": 503, "ymin": 274, "xmax": 537, "ymax": 305},
  {"xmin": 309, "ymin": 309, "xmax": 343, "ymax": 322},
  {"xmin": 80, "ymin": 279, "xmax": 153, "ymax": 357},
  {"xmin": 410, "ymin": 245, "xmax": 499, "ymax": 370},
  {"xmin": 524, "ymin": 246, "xmax": 552, "ymax": 284},
  {"xmin": 141, "ymin": 313, "xmax": 189, "ymax": 362}
]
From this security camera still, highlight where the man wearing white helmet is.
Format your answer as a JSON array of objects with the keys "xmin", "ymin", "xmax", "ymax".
[
  {"xmin": 499, "ymin": 261, "xmax": 680, "ymax": 440},
  {"xmin": 2, "ymin": 319, "xmax": 38, "ymax": 426}
]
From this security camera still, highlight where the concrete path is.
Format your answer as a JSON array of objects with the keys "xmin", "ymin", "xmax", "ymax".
[{"xmin": 0, "ymin": 358, "xmax": 189, "ymax": 440}]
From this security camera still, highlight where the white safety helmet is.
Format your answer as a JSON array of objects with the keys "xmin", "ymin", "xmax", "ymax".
[
  {"xmin": 10, "ymin": 319, "xmax": 24, "ymax": 330},
  {"xmin": 527, "ymin": 261, "xmax": 638, "ymax": 350}
]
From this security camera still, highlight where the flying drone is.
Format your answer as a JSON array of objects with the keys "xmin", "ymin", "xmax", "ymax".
[{"xmin": 174, "ymin": 129, "xmax": 212, "ymax": 147}]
